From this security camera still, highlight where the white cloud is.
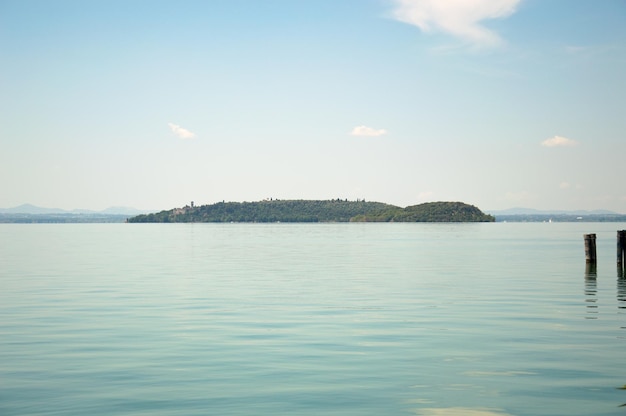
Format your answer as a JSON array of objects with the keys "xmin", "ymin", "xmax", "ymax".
[
  {"xmin": 559, "ymin": 182, "xmax": 571, "ymax": 189},
  {"xmin": 350, "ymin": 125, "xmax": 388, "ymax": 137},
  {"xmin": 168, "ymin": 122, "xmax": 196, "ymax": 139},
  {"xmin": 390, "ymin": 0, "xmax": 521, "ymax": 49},
  {"xmin": 541, "ymin": 135, "xmax": 577, "ymax": 147}
]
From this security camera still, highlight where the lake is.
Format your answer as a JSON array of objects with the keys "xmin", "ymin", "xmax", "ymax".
[{"xmin": 1, "ymin": 222, "xmax": 625, "ymax": 415}]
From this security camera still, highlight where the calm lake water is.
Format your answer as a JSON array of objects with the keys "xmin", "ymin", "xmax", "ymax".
[{"xmin": 1, "ymin": 222, "xmax": 626, "ymax": 416}]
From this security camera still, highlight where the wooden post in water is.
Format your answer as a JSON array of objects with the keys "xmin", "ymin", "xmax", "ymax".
[
  {"xmin": 618, "ymin": 230, "xmax": 626, "ymax": 270},
  {"xmin": 584, "ymin": 233, "xmax": 597, "ymax": 264}
]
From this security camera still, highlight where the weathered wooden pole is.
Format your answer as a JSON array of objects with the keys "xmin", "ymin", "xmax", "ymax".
[
  {"xmin": 618, "ymin": 230, "xmax": 626, "ymax": 270},
  {"xmin": 584, "ymin": 233, "xmax": 597, "ymax": 264}
]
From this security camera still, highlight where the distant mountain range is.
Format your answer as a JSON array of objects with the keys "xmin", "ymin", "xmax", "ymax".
[
  {"xmin": 484, "ymin": 207, "xmax": 626, "ymax": 222},
  {"xmin": 486, "ymin": 207, "xmax": 621, "ymax": 216},
  {"xmin": 0, "ymin": 204, "xmax": 152, "ymax": 216}
]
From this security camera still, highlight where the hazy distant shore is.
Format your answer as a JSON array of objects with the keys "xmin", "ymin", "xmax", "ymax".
[
  {"xmin": 0, "ymin": 213, "xmax": 131, "ymax": 223},
  {"xmin": 493, "ymin": 214, "xmax": 626, "ymax": 223}
]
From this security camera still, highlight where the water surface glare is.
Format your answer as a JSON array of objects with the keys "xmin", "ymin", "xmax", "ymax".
[{"xmin": 1, "ymin": 223, "xmax": 626, "ymax": 415}]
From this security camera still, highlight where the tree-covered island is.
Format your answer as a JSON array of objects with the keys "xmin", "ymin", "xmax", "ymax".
[{"xmin": 128, "ymin": 200, "xmax": 495, "ymax": 223}]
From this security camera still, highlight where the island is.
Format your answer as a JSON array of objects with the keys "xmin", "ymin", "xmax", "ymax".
[{"xmin": 127, "ymin": 200, "xmax": 495, "ymax": 223}]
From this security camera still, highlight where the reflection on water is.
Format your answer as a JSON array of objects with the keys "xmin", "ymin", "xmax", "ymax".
[
  {"xmin": 584, "ymin": 263, "xmax": 597, "ymax": 319},
  {"xmin": 618, "ymin": 275, "xmax": 626, "ymax": 311},
  {"xmin": 585, "ymin": 262, "xmax": 597, "ymax": 279},
  {"xmin": 415, "ymin": 407, "xmax": 512, "ymax": 416}
]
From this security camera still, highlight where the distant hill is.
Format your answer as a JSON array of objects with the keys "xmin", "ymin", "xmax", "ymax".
[
  {"xmin": 128, "ymin": 200, "xmax": 495, "ymax": 223},
  {"xmin": 0, "ymin": 204, "xmax": 155, "ymax": 223},
  {"xmin": 0, "ymin": 204, "xmax": 151, "ymax": 216},
  {"xmin": 0, "ymin": 204, "xmax": 67, "ymax": 215},
  {"xmin": 487, "ymin": 207, "xmax": 620, "ymax": 216},
  {"xmin": 486, "ymin": 207, "xmax": 626, "ymax": 222},
  {"xmin": 0, "ymin": 213, "xmax": 132, "ymax": 224}
]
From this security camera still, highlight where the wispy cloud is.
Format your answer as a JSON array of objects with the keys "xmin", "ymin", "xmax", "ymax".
[
  {"xmin": 350, "ymin": 125, "xmax": 388, "ymax": 137},
  {"xmin": 168, "ymin": 122, "xmax": 196, "ymax": 139},
  {"xmin": 565, "ymin": 45, "xmax": 588, "ymax": 54},
  {"xmin": 559, "ymin": 182, "xmax": 583, "ymax": 190},
  {"xmin": 541, "ymin": 135, "xmax": 577, "ymax": 147},
  {"xmin": 390, "ymin": 0, "xmax": 522, "ymax": 49}
]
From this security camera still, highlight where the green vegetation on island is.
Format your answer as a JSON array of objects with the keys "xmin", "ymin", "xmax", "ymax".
[
  {"xmin": 127, "ymin": 200, "xmax": 495, "ymax": 223},
  {"xmin": 351, "ymin": 201, "xmax": 495, "ymax": 223}
]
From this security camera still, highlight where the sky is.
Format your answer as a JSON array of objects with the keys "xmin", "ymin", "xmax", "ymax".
[{"xmin": 1, "ymin": 0, "xmax": 625, "ymax": 213}]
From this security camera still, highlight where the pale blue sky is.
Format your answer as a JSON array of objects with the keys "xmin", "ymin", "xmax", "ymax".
[{"xmin": 1, "ymin": 0, "xmax": 625, "ymax": 212}]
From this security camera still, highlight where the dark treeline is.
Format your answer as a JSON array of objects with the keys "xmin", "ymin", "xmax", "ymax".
[{"xmin": 128, "ymin": 200, "xmax": 495, "ymax": 223}]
